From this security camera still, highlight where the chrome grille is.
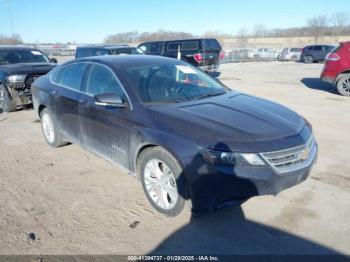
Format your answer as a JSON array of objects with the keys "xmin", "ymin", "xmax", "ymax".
[{"xmin": 260, "ymin": 135, "xmax": 317, "ymax": 174}]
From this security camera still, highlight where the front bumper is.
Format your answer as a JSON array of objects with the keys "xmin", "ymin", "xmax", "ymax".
[{"xmin": 186, "ymin": 145, "xmax": 318, "ymax": 212}]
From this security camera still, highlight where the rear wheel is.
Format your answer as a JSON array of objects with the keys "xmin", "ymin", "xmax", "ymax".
[
  {"xmin": 0, "ymin": 84, "xmax": 17, "ymax": 112},
  {"xmin": 138, "ymin": 147, "xmax": 187, "ymax": 216},
  {"xmin": 40, "ymin": 108, "xmax": 67, "ymax": 147},
  {"xmin": 290, "ymin": 55, "xmax": 298, "ymax": 62},
  {"xmin": 336, "ymin": 74, "xmax": 350, "ymax": 96},
  {"xmin": 303, "ymin": 55, "xmax": 314, "ymax": 64}
]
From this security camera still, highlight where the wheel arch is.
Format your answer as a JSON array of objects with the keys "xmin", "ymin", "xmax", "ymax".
[
  {"xmin": 134, "ymin": 142, "xmax": 185, "ymax": 178},
  {"xmin": 336, "ymin": 71, "xmax": 350, "ymax": 84}
]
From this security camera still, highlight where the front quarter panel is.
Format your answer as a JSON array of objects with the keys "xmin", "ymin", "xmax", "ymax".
[{"xmin": 32, "ymin": 75, "xmax": 52, "ymax": 117}]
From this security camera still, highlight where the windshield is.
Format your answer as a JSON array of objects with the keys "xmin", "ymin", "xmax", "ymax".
[
  {"xmin": 0, "ymin": 49, "xmax": 50, "ymax": 65},
  {"xmin": 124, "ymin": 64, "xmax": 227, "ymax": 104}
]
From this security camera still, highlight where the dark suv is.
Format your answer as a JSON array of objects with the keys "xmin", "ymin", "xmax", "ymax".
[
  {"xmin": 138, "ymin": 38, "xmax": 222, "ymax": 72},
  {"xmin": 75, "ymin": 45, "xmax": 144, "ymax": 59},
  {"xmin": 301, "ymin": 45, "xmax": 334, "ymax": 63},
  {"xmin": 0, "ymin": 46, "xmax": 57, "ymax": 112}
]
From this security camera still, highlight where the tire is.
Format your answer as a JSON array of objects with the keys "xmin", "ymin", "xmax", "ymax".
[
  {"xmin": 0, "ymin": 84, "xmax": 17, "ymax": 112},
  {"xmin": 40, "ymin": 108, "xmax": 67, "ymax": 148},
  {"xmin": 336, "ymin": 74, "xmax": 350, "ymax": 97},
  {"xmin": 290, "ymin": 55, "xmax": 298, "ymax": 62},
  {"xmin": 138, "ymin": 147, "xmax": 188, "ymax": 216},
  {"xmin": 303, "ymin": 55, "xmax": 314, "ymax": 64}
]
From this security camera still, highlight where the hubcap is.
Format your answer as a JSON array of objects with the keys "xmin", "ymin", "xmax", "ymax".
[
  {"xmin": 340, "ymin": 77, "xmax": 350, "ymax": 94},
  {"xmin": 42, "ymin": 113, "xmax": 55, "ymax": 143},
  {"xmin": 144, "ymin": 159, "xmax": 178, "ymax": 210}
]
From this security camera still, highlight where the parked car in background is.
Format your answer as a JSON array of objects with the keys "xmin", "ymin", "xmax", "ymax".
[
  {"xmin": 75, "ymin": 45, "xmax": 144, "ymax": 59},
  {"xmin": 321, "ymin": 42, "xmax": 350, "ymax": 96},
  {"xmin": 32, "ymin": 55, "xmax": 318, "ymax": 216},
  {"xmin": 138, "ymin": 38, "xmax": 223, "ymax": 73},
  {"xmin": 301, "ymin": 45, "xmax": 334, "ymax": 63},
  {"xmin": 279, "ymin": 48, "xmax": 302, "ymax": 61},
  {"xmin": 253, "ymin": 48, "xmax": 279, "ymax": 61},
  {"xmin": 0, "ymin": 46, "xmax": 57, "ymax": 112}
]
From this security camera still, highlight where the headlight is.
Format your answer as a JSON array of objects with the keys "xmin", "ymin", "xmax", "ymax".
[
  {"xmin": 200, "ymin": 148, "xmax": 266, "ymax": 166},
  {"xmin": 6, "ymin": 75, "xmax": 26, "ymax": 83}
]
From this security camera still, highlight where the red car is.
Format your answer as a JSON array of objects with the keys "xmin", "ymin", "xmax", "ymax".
[{"xmin": 321, "ymin": 42, "xmax": 350, "ymax": 96}]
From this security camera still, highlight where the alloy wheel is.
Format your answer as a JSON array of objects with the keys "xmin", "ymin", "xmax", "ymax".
[
  {"xmin": 0, "ymin": 87, "xmax": 5, "ymax": 109},
  {"xmin": 143, "ymin": 159, "xmax": 179, "ymax": 210},
  {"xmin": 340, "ymin": 76, "xmax": 350, "ymax": 95},
  {"xmin": 42, "ymin": 113, "xmax": 55, "ymax": 144}
]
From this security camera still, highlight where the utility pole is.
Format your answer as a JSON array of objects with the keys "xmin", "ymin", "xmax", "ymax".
[{"xmin": 4, "ymin": 0, "xmax": 16, "ymax": 35}]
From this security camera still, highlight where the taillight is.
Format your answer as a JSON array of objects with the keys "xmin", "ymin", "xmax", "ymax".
[
  {"xmin": 194, "ymin": 53, "xmax": 203, "ymax": 62},
  {"xmin": 219, "ymin": 52, "xmax": 225, "ymax": 60},
  {"xmin": 326, "ymin": 53, "xmax": 340, "ymax": 61}
]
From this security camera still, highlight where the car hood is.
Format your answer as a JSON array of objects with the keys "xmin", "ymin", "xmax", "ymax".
[
  {"xmin": 149, "ymin": 92, "xmax": 308, "ymax": 152},
  {"xmin": 0, "ymin": 63, "xmax": 57, "ymax": 76}
]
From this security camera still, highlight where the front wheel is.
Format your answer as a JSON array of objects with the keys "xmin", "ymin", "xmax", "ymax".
[
  {"xmin": 138, "ymin": 147, "xmax": 187, "ymax": 216},
  {"xmin": 40, "ymin": 108, "xmax": 67, "ymax": 148},
  {"xmin": 336, "ymin": 74, "xmax": 350, "ymax": 96},
  {"xmin": 0, "ymin": 84, "xmax": 17, "ymax": 112}
]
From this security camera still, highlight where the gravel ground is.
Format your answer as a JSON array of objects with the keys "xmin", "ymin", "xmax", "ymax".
[{"xmin": 0, "ymin": 61, "xmax": 349, "ymax": 256}]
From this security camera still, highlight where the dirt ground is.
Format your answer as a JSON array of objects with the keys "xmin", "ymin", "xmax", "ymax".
[{"xmin": 0, "ymin": 61, "xmax": 349, "ymax": 256}]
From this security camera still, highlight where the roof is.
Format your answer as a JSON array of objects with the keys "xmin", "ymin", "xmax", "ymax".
[
  {"xmin": 75, "ymin": 55, "xmax": 184, "ymax": 69},
  {"xmin": 139, "ymin": 38, "xmax": 218, "ymax": 44},
  {"xmin": 0, "ymin": 45, "xmax": 39, "ymax": 51},
  {"xmin": 76, "ymin": 44, "xmax": 130, "ymax": 49}
]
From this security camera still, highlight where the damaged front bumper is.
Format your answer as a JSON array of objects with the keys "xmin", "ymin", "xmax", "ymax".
[{"xmin": 4, "ymin": 75, "xmax": 40, "ymax": 106}]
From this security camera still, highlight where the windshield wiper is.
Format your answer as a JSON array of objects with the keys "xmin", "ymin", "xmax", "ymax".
[{"xmin": 197, "ymin": 92, "xmax": 226, "ymax": 100}]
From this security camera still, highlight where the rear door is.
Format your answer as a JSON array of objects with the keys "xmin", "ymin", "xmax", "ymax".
[
  {"xmin": 50, "ymin": 62, "xmax": 89, "ymax": 144},
  {"xmin": 202, "ymin": 39, "xmax": 222, "ymax": 67},
  {"xmin": 78, "ymin": 63, "xmax": 132, "ymax": 168}
]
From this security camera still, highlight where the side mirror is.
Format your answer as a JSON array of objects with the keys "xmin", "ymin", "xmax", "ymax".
[
  {"xmin": 94, "ymin": 93, "xmax": 128, "ymax": 108},
  {"xmin": 50, "ymin": 58, "xmax": 58, "ymax": 63}
]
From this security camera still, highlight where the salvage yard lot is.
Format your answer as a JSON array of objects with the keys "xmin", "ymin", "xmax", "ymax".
[{"xmin": 0, "ymin": 61, "xmax": 349, "ymax": 255}]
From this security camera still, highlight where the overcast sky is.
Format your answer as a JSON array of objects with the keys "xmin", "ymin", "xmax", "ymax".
[{"xmin": 1, "ymin": 0, "xmax": 349, "ymax": 43}]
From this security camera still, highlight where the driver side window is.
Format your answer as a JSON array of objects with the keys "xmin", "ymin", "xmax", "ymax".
[{"xmin": 85, "ymin": 64, "xmax": 124, "ymax": 98}]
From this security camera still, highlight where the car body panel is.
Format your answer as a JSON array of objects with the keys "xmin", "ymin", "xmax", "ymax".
[
  {"xmin": 32, "ymin": 55, "xmax": 317, "ymax": 211},
  {"xmin": 321, "ymin": 42, "xmax": 350, "ymax": 84}
]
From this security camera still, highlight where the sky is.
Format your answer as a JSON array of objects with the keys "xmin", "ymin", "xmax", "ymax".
[{"xmin": 0, "ymin": 0, "xmax": 349, "ymax": 43}]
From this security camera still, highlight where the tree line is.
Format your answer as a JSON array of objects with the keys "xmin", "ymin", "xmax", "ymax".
[
  {"xmin": 1, "ymin": 12, "xmax": 348, "ymax": 45},
  {"xmin": 0, "ymin": 34, "xmax": 23, "ymax": 45}
]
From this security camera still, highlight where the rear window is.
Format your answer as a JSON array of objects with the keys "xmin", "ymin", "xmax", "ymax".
[
  {"xmin": 204, "ymin": 39, "xmax": 222, "ymax": 50},
  {"xmin": 166, "ymin": 41, "xmax": 199, "ymax": 51},
  {"xmin": 76, "ymin": 48, "xmax": 110, "ymax": 58},
  {"xmin": 290, "ymin": 48, "xmax": 301, "ymax": 52}
]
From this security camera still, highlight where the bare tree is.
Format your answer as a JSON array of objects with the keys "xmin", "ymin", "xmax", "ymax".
[
  {"xmin": 236, "ymin": 27, "xmax": 250, "ymax": 47},
  {"xmin": 0, "ymin": 34, "xmax": 23, "ymax": 45},
  {"xmin": 252, "ymin": 24, "xmax": 268, "ymax": 38},
  {"xmin": 331, "ymin": 12, "xmax": 349, "ymax": 41},
  {"xmin": 307, "ymin": 15, "xmax": 329, "ymax": 43},
  {"xmin": 104, "ymin": 31, "xmax": 138, "ymax": 44}
]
